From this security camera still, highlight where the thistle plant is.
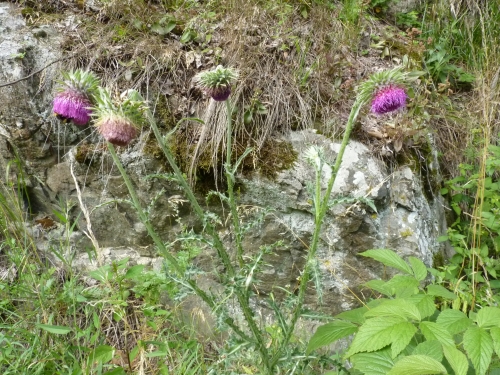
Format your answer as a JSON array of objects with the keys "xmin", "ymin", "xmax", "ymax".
[
  {"xmin": 68, "ymin": 65, "xmax": 418, "ymax": 374},
  {"xmin": 52, "ymin": 69, "xmax": 100, "ymax": 126},
  {"xmin": 194, "ymin": 65, "xmax": 238, "ymax": 101},
  {"xmin": 93, "ymin": 88, "xmax": 145, "ymax": 146}
]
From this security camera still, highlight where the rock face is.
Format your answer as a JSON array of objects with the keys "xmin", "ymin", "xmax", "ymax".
[{"xmin": 0, "ymin": 3, "xmax": 449, "ymax": 316}]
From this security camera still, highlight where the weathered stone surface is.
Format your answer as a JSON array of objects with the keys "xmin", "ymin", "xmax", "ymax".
[{"xmin": 0, "ymin": 3, "xmax": 449, "ymax": 320}]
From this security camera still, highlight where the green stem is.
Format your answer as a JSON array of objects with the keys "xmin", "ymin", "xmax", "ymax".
[
  {"xmin": 106, "ymin": 142, "xmax": 251, "ymax": 342},
  {"xmin": 272, "ymin": 100, "xmax": 364, "ymax": 367},
  {"xmin": 225, "ymin": 100, "xmax": 244, "ymax": 268},
  {"xmin": 146, "ymin": 111, "xmax": 271, "ymax": 369}
]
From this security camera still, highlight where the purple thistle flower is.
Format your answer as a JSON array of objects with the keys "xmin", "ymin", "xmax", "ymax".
[
  {"xmin": 208, "ymin": 86, "xmax": 231, "ymax": 102},
  {"xmin": 370, "ymin": 85, "xmax": 407, "ymax": 115},
  {"xmin": 53, "ymin": 90, "xmax": 92, "ymax": 126},
  {"xmin": 97, "ymin": 115, "xmax": 138, "ymax": 147}
]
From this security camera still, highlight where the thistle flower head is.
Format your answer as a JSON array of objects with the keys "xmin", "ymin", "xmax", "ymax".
[
  {"xmin": 92, "ymin": 88, "xmax": 146, "ymax": 146},
  {"xmin": 370, "ymin": 85, "xmax": 407, "ymax": 114},
  {"xmin": 195, "ymin": 65, "xmax": 238, "ymax": 101},
  {"xmin": 355, "ymin": 67, "xmax": 416, "ymax": 115},
  {"xmin": 53, "ymin": 70, "xmax": 100, "ymax": 126}
]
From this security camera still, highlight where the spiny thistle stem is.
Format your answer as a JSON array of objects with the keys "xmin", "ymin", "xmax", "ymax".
[
  {"xmin": 225, "ymin": 99, "xmax": 244, "ymax": 269},
  {"xmin": 146, "ymin": 110, "xmax": 271, "ymax": 367},
  {"xmin": 273, "ymin": 99, "xmax": 365, "ymax": 366},
  {"xmin": 106, "ymin": 141, "xmax": 252, "ymax": 343}
]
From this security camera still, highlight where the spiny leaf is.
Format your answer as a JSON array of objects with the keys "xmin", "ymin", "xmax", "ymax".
[
  {"xmin": 306, "ymin": 320, "xmax": 358, "ymax": 354},
  {"xmin": 426, "ymin": 284, "xmax": 458, "ymax": 300},
  {"xmin": 442, "ymin": 345, "xmax": 469, "ymax": 375},
  {"xmin": 408, "ymin": 257, "xmax": 428, "ymax": 281},
  {"xmin": 436, "ymin": 309, "xmax": 472, "ymax": 335},
  {"xmin": 476, "ymin": 306, "xmax": 500, "ymax": 328},
  {"xmin": 346, "ymin": 316, "xmax": 408, "ymax": 357},
  {"xmin": 412, "ymin": 340, "xmax": 443, "ymax": 362},
  {"xmin": 364, "ymin": 299, "xmax": 421, "ymax": 321},
  {"xmin": 463, "ymin": 326, "xmax": 493, "ymax": 375},
  {"xmin": 419, "ymin": 321, "xmax": 454, "ymax": 347},
  {"xmin": 387, "ymin": 355, "xmax": 447, "ymax": 374},
  {"xmin": 361, "ymin": 249, "xmax": 413, "ymax": 275},
  {"xmin": 351, "ymin": 348, "xmax": 395, "ymax": 375}
]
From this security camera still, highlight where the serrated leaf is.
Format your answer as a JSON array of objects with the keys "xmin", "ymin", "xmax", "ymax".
[
  {"xmin": 419, "ymin": 321, "xmax": 454, "ymax": 347},
  {"xmin": 361, "ymin": 249, "xmax": 413, "ymax": 275},
  {"xmin": 364, "ymin": 279, "xmax": 394, "ymax": 296},
  {"xmin": 476, "ymin": 306, "xmax": 500, "ymax": 328},
  {"xmin": 409, "ymin": 257, "xmax": 427, "ymax": 281},
  {"xmin": 351, "ymin": 348, "xmax": 395, "ymax": 375},
  {"xmin": 387, "ymin": 355, "xmax": 447, "ymax": 374},
  {"xmin": 426, "ymin": 284, "xmax": 457, "ymax": 300},
  {"xmin": 364, "ymin": 299, "xmax": 421, "ymax": 321},
  {"xmin": 124, "ymin": 264, "xmax": 145, "ymax": 279},
  {"xmin": 463, "ymin": 326, "xmax": 493, "ymax": 375},
  {"xmin": 37, "ymin": 324, "xmax": 72, "ymax": 335},
  {"xmin": 491, "ymin": 327, "xmax": 500, "ymax": 359},
  {"xmin": 306, "ymin": 320, "xmax": 358, "ymax": 354},
  {"xmin": 412, "ymin": 340, "xmax": 443, "ymax": 362},
  {"xmin": 346, "ymin": 316, "xmax": 407, "ymax": 357},
  {"xmin": 442, "ymin": 345, "xmax": 469, "ymax": 375},
  {"xmin": 335, "ymin": 306, "xmax": 369, "ymax": 324},
  {"xmin": 391, "ymin": 322, "xmax": 417, "ymax": 358},
  {"xmin": 436, "ymin": 309, "xmax": 472, "ymax": 334},
  {"xmin": 384, "ymin": 275, "xmax": 420, "ymax": 297},
  {"xmin": 406, "ymin": 294, "xmax": 436, "ymax": 319},
  {"xmin": 91, "ymin": 345, "xmax": 115, "ymax": 363}
]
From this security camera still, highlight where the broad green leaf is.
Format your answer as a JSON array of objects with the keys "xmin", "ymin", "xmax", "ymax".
[
  {"xmin": 364, "ymin": 299, "xmax": 421, "ymax": 321},
  {"xmin": 387, "ymin": 355, "xmax": 447, "ymax": 374},
  {"xmin": 463, "ymin": 326, "xmax": 493, "ymax": 375},
  {"xmin": 364, "ymin": 280, "xmax": 394, "ymax": 296},
  {"xmin": 476, "ymin": 306, "xmax": 500, "ymax": 328},
  {"xmin": 426, "ymin": 285, "xmax": 457, "ymax": 300},
  {"xmin": 306, "ymin": 320, "xmax": 358, "ymax": 354},
  {"xmin": 351, "ymin": 348, "xmax": 395, "ymax": 375},
  {"xmin": 124, "ymin": 264, "xmax": 145, "ymax": 279},
  {"xmin": 442, "ymin": 345, "xmax": 469, "ymax": 375},
  {"xmin": 419, "ymin": 321, "xmax": 454, "ymax": 346},
  {"xmin": 91, "ymin": 345, "xmax": 115, "ymax": 363},
  {"xmin": 37, "ymin": 324, "xmax": 72, "ymax": 335},
  {"xmin": 346, "ymin": 316, "xmax": 406, "ymax": 357},
  {"xmin": 406, "ymin": 294, "xmax": 436, "ymax": 319},
  {"xmin": 409, "ymin": 257, "xmax": 428, "ymax": 281},
  {"xmin": 103, "ymin": 368, "xmax": 126, "ymax": 375},
  {"xmin": 412, "ymin": 340, "xmax": 443, "ymax": 362},
  {"xmin": 391, "ymin": 322, "xmax": 417, "ymax": 358},
  {"xmin": 335, "ymin": 306, "xmax": 370, "ymax": 324},
  {"xmin": 361, "ymin": 249, "xmax": 413, "ymax": 275},
  {"xmin": 436, "ymin": 309, "xmax": 472, "ymax": 335},
  {"xmin": 490, "ymin": 327, "xmax": 500, "ymax": 358},
  {"xmin": 384, "ymin": 275, "xmax": 420, "ymax": 297}
]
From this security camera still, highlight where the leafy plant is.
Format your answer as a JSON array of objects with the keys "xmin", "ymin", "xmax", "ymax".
[{"xmin": 308, "ymin": 249, "xmax": 500, "ymax": 375}]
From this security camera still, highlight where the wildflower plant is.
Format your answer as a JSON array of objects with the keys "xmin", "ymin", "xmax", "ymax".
[
  {"xmin": 93, "ymin": 88, "xmax": 146, "ymax": 146},
  {"xmin": 74, "ymin": 65, "xmax": 420, "ymax": 374},
  {"xmin": 194, "ymin": 65, "xmax": 238, "ymax": 101},
  {"xmin": 52, "ymin": 69, "xmax": 100, "ymax": 126}
]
